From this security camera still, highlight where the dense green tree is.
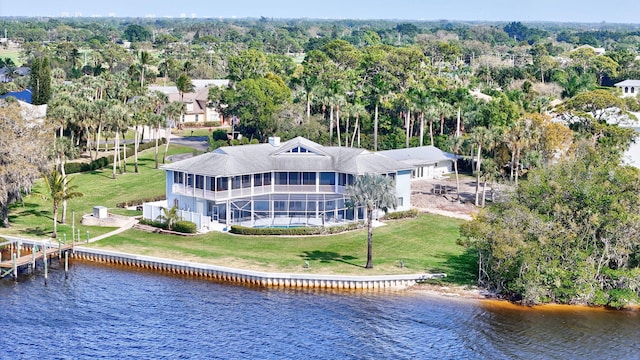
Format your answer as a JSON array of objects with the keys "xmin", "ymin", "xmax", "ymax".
[
  {"xmin": 461, "ymin": 144, "xmax": 640, "ymax": 307},
  {"xmin": 0, "ymin": 101, "xmax": 54, "ymax": 227},
  {"xmin": 123, "ymin": 24, "xmax": 152, "ymax": 42},
  {"xmin": 30, "ymin": 57, "xmax": 52, "ymax": 105},
  {"xmin": 223, "ymin": 74, "xmax": 291, "ymax": 141}
]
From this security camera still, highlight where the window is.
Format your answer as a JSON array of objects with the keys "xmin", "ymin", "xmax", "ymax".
[
  {"xmin": 242, "ymin": 175, "xmax": 251, "ymax": 188},
  {"xmin": 216, "ymin": 177, "xmax": 228, "ymax": 191},
  {"xmin": 398, "ymin": 197, "xmax": 404, "ymax": 207},
  {"xmin": 207, "ymin": 177, "xmax": 215, "ymax": 191},
  {"xmin": 232, "ymin": 176, "xmax": 241, "ymax": 189},
  {"xmin": 632, "ymin": 87, "xmax": 636, "ymax": 94},
  {"xmin": 303, "ymin": 172, "xmax": 316, "ymax": 185},
  {"xmin": 289, "ymin": 172, "xmax": 301, "ymax": 185},
  {"xmin": 195, "ymin": 175, "xmax": 204, "ymax": 189},
  {"xmin": 276, "ymin": 172, "xmax": 288, "ymax": 185},
  {"xmin": 173, "ymin": 171, "xmax": 184, "ymax": 184},
  {"xmin": 254, "ymin": 173, "xmax": 263, "ymax": 187},
  {"xmin": 320, "ymin": 172, "xmax": 335, "ymax": 185},
  {"xmin": 263, "ymin": 173, "xmax": 272, "ymax": 186},
  {"xmin": 339, "ymin": 173, "xmax": 350, "ymax": 186},
  {"xmin": 187, "ymin": 174, "xmax": 194, "ymax": 186}
]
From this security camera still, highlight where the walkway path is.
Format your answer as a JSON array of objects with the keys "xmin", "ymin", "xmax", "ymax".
[{"xmin": 87, "ymin": 218, "xmax": 139, "ymax": 243}]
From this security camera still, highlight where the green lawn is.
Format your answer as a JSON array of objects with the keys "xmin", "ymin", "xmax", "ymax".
[
  {"xmin": 88, "ymin": 213, "xmax": 476, "ymax": 284},
  {"xmin": 0, "ymin": 144, "xmax": 193, "ymax": 239},
  {"xmin": 1, "ymin": 142, "xmax": 477, "ymax": 285},
  {"xmin": 0, "ymin": 48, "xmax": 22, "ymax": 65}
]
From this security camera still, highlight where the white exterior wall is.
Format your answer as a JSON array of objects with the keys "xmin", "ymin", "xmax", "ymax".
[
  {"xmin": 395, "ymin": 170, "xmax": 412, "ymax": 211},
  {"xmin": 618, "ymin": 85, "xmax": 638, "ymax": 98}
]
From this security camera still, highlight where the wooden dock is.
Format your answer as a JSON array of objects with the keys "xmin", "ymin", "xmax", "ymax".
[{"xmin": 0, "ymin": 237, "xmax": 73, "ymax": 279}]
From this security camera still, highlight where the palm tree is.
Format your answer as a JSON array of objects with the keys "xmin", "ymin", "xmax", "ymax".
[
  {"xmin": 147, "ymin": 113, "xmax": 165, "ymax": 169},
  {"xmin": 138, "ymin": 50, "xmax": 151, "ymax": 89},
  {"xmin": 53, "ymin": 137, "xmax": 79, "ymax": 224},
  {"xmin": 470, "ymin": 126, "xmax": 492, "ymax": 207},
  {"xmin": 42, "ymin": 170, "xmax": 83, "ymax": 238},
  {"xmin": 176, "ymin": 73, "xmax": 194, "ymax": 102},
  {"xmin": 107, "ymin": 103, "xmax": 130, "ymax": 179},
  {"xmin": 446, "ymin": 135, "xmax": 465, "ymax": 204},
  {"xmin": 345, "ymin": 173, "xmax": 397, "ymax": 269},
  {"xmin": 156, "ymin": 204, "xmax": 181, "ymax": 230},
  {"xmin": 162, "ymin": 101, "xmax": 184, "ymax": 163}
]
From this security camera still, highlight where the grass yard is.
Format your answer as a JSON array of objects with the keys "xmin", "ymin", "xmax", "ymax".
[
  {"xmin": 0, "ymin": 144, "xmax": 193, "ymax": 239},
  {"xmin": 88, "ymin": 213, "xmax": 476, "ymax": 285},
  {"xmin": 0, "ymin": 48, "xmax": 22, "ymax": 65}
]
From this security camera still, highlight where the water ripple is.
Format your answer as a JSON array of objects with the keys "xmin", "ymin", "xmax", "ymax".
[{"xmin": 1, "ymin": 264, "xmax": 639, "ymax": 359}]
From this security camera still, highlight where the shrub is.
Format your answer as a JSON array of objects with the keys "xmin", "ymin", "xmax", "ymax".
[
  {"xmin": 139, "ymin": 218, "xmax": 168, "ymax": 230},
  {"xmin": 116, "ymin": 195, "xmax": 166, "ymax": 208},
  {"xmin": 173, "ymin": 220, "xmax": 197, "ymax": 234},
  {"xmin": 229, "ymin": 221, "xmax": 365, "ymax": 236},
  {"xmin": 384, "ymin": 208, "xmax": 419, "ymax": 220}
]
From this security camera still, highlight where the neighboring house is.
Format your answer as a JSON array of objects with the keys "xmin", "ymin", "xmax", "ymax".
[
  {"xmin": 614, "ymin": 80, "xmax": 640, "ymax": 98},
  {"xmin": 379, "ymin": 146, "xmax": 457, "ymax": 180},
  {"xmin": 149, "ymin": 79, "xmax": 230, "ymax": 124},
  {"xmin": 144, "ymin": 136, "xmax": 412, "ymax": 232},
  {"xmin": 0, "ymin": 66, "xmax": 30, "ymax": 83}
]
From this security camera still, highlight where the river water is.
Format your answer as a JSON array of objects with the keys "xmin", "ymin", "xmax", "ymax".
[{"xmin": 2, "ymin": 263, "xmax": 639, "ymax": 359}]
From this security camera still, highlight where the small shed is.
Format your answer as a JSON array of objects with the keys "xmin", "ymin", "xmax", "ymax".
[{"xmin": 93, "ymin": 206, "xmax": 108, "ymax": 219}]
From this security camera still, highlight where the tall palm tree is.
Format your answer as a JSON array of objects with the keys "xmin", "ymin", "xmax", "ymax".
[
  {"xmin": 162, "ymin": 101, "xmax": 184, "ymax": 163},
  {"xmin": 345, "ymin": 173, "xmax": 397, "ymax": 269},
  {"xmin": 147, "ymin": 113, "xmax": 165, "ymax": 169},
  {"xmin": 42, "ymin": 170, "xmax": 83, "ymax": 238},
  {"xmin": 138, "ymin": 50, "xmax": 151, "ymax": 89},
  {"xmin": 470, "ymin": 126, "xmax": 493, "ymax": 207},
  {"xmin": 446, "ymin": 135, "xmax": 465, "ymax": 204},
  {"xmin": 107, "ymin": 103, "xmax": 130, "ymax": 179},
  {"xmin": 53, "ymin": 137, "xmax": 79, "ymax": 224},
  {"xmin": 92, "ymin": 99, "xmax": 109, "ymax": 160}
]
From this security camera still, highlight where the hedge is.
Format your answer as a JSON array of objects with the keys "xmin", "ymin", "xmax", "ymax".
[
  {"xmin": 383, "ymin": 208, "xmax": 419, "ymax": 220},
  {"xmin": 64, "ymin": 138, "xmax": 167, "ymax": 175},
  {"xmin": 173, "ymin": 220, "xmax": 197, "ymax": 234},
  {"xmin": 139, "ymin": 218, "xmax": 197, "ymax": 234},
  {"xmin": 230, "ymin": 221, "xmax": 365, "ymax": 236},
  {"xmin": 116, "ymin": 195, "xmax": 166, "ymax": 208}
]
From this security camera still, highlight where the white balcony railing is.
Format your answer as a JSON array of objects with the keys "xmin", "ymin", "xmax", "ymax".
[{"xmin": 171, "ymin": 183, "xmax": 346, "ymax": 201}]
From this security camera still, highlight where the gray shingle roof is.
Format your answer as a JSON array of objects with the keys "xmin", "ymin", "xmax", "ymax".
[
  {"xmin": 615, "ymin": 80, "xmax": 640, "ymax": 87},
  {"xmin": 378, "ymin": 145, "xmax": 457, "ymax": 167},
  {"xmin": 162, "ymin": 137, "xmax": 410, "ymax": 176}
]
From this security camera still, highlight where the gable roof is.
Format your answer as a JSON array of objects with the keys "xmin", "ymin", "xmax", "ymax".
[
  {"xmin": 378, "ymin": 145, "xmax": 457, "ymax": 166},
  {"xmin": 162, "ymin": 137, "xmax": 410, "ymax": 177},
  {"xmin": 615, "ymin": 80, "xmax": 640, "ymax": 87}
]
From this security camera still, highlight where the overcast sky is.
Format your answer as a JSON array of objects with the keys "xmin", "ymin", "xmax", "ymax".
[{"xmin": 1, "ymin": 0, "xmax": 639, "ymax": 23}]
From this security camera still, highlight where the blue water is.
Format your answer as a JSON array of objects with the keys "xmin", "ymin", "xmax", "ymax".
[{"xmin": 2, "ymin": 263, "xmax": 640, "ymax": 359}]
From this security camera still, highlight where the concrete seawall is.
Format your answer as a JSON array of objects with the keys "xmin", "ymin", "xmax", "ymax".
[{"xmin": 73, "ymin": 247, "xmax": 445, "ymax": 290}]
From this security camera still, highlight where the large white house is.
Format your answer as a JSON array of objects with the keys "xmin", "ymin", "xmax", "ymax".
[{"xmin": 144, "ymin": 137, "xmax": 412, "ymax": 231}]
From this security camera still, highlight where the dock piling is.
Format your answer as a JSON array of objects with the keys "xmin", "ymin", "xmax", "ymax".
[
  {"xmin": 12, "ymin": 253, "xmax": 17, "ymax": 280},
  {"xmin": 44, "ymin": 250, "xmax": 48, "ymax": 285},
  {"xmin": 64, "ymin": 251, "xmax": 69, "ymax": 279}
]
